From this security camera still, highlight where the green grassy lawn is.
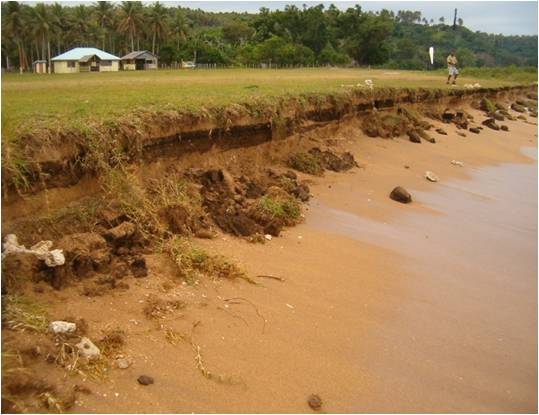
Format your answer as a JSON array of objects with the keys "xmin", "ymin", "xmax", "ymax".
[{"xmin": 1, "ymin": 67, "xmax": 536, "ymax": 139}]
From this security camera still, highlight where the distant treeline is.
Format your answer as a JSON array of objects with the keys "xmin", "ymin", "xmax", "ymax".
[{"xmin": 2, "ymin": 1, "xmax": 537, "ymax": 71}]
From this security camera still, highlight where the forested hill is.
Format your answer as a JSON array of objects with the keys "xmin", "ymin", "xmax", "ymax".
[{"xmin": 2, "ymin": 2, "xmax": 537, "ymax": 71}]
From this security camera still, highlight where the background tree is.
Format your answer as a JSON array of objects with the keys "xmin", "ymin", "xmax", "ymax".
[
  {"xmin": 0, "ymin": 1, "xmax": 536, "ymax": 71},
  {"xmin": 3, "ymin": 1, "xmax": 29, "ymax": 72},
  {"xmin": 147, "ymin": 2, "xmax": 168, "ymax": 54},
  {"xmin": 93, "ymin": 1, "xmax": 115, "ymax": 50},
  {"xmin": 30, "ymin": 3, "xmax": 53, "ymax": 72},
  {"xmin": 118, "ymin": 1, "xmax": 143, "ymax": 51}
]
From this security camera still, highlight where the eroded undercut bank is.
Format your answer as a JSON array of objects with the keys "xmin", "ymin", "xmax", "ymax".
[
  {"xmin": 1, "ymin": 84, "xmax": 537, "ymax": 413},
  {"xmin": 2, "ymin": 86, "xmax": 537, "ymax": 286}
]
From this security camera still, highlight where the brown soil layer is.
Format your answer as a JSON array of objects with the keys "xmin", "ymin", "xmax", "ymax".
[
  {"xmin": 1, "ymin": 86, "xmax": 537, "ymax": 413},
  {"xmin": 2, "ymin": 85, "xmax": 534, "ymax": 199}
]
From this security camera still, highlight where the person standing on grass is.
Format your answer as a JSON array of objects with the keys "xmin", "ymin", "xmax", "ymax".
[{"xmin": 446, "ymin": 49, "xmax": 459, "ymax": 85}]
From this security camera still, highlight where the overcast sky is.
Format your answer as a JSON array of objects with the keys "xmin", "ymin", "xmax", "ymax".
[
  {"xmin": 166, "ymin": 1, "xmax": 538, "ymax": 36},
  {"xmin": 44, "ymin": 1, "xmax": 538, "ymax": 36}
]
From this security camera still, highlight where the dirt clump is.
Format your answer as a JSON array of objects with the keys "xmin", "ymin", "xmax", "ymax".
[
  {"xmin": 1, "ymin": 252, "xmax": 44, "ymax": 294},
  {"xmin": 248, "ymin": 187, "xmax": 302, "ymax": 236},
  {"xmin": 482, "ymin": 118, "xmax": 500, "ymax": 131},
  {"xmin": 103, "ymin": 222, "xmax": 137, "ymax": 246},
  {"xmin": 143, "ymin": 294, "xmax": 185, "ymax": 320},
  {"xmin": 435, "ymin": 128, "xmax": 448, "ymax": 135},
  {"xmin": 407, "ymin": 130, "xmax": 421, "ymax": 143},
  {"xmin": 1, "ymin": 364, "xmax": 76, "ymax": 413},
  {"xmin": 287, "ymin": 152, "xmax": 324, "ymax": 175},
  {"xmin": 49, "ymin": 232, "xmax": 111, "ymax": 289},
  {"xmin": 161, "ymin": 205, "xmax": 204, "ymax": 235},
  {"xmin": 511, "ymin": 103, "xmax": 526, "ymax": 113},
  {"xmin": 361, "ymin": 111, "xmax": 409, "ymax": 138},
  {"xmin": 308, "ymin": 148, "xmax": 358, "ymax": 172},
  {"xmin": 129, "ymin": 256, "xmax": 148, "ymax": 278},
  {"xmin": 287, "ymin": 148, "xmax": 358, "ymax": 176},
  {"xmin": 190, "ymin": 167, "xmax": 309, "ymax": 238}
]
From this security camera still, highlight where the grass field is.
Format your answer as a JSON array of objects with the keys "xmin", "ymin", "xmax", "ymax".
[{"xmin": 2, "ymin": 67, "xmax": 536, "ymax": 139}]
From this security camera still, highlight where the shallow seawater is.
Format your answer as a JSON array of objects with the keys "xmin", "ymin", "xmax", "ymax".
[{"xmin": 305, "ymin": 147, "xmax": 538, "ymax": 412}]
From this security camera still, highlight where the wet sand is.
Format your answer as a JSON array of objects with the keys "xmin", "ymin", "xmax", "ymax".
[
  {"xmin": 48, "ymin": 110, "xmax": 537, "ymax": 413},
  {"xmin": 308, "ymin": 149, "xmax": 538, "ymax": 412}
]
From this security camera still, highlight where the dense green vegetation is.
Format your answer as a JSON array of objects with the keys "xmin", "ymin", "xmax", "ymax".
[{"xmin": 2, "ymin": 1, "xmax": 537, "ymax": 71}]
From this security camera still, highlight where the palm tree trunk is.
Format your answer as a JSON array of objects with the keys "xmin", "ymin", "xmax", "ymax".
[
  {"xmin": 47, "ymin": 38, "xmax": 51, "ymax": 74},
  {"xmin": 17, "ymin": 42, "xmax": 23, "ymax": 74},
  {"xmin": 130, "ymin": 30, "xmax": 134, "ymax": 52},
  {"xmin": 42, "ymin": 33, "xmax": 46, "ymax": 63},
  {"xmin": 22, "ymin": 45, "xmax": 29, "ymax": 71},
  {"xmin": 152, "ymin": 31, "xmax": 156, "ymax": 54}
]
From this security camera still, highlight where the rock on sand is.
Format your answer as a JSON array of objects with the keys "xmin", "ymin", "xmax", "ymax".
[{"xmin": 390, "ymin": 187, "xmax": 412, "ymax": 204}]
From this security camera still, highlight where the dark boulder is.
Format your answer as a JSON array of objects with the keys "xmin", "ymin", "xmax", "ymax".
[{"xmin": 389, "ymin": 187, "xmax": 412, "ymax": 204}]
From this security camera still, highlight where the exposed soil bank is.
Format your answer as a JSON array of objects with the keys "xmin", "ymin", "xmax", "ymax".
[
  {"xmin": 1, "ymin": 85, "xmax": 533, "ymax": 200},
  {"xmin": 2, "ymin": 93, "xmax": 537, "ymax": 412}
]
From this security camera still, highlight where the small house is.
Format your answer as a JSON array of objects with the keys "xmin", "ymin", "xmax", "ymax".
[
  {"xmin": 33, "ymin": 60, "xmax": 47, "ymax": 74},
  {"xmin": 120, "ymin": 51, "xmax": 158, "ymax": 70},
  {"xmin": 51, "ymin": 47, "xmax": 120, "ymax": 73}
]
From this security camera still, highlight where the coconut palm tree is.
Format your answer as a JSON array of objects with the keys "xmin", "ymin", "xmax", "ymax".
[
  {"xmin": 30, "ymin": 3, "xmax": 52, "ymax": 72},
  {"xmin": 50, "ymin": 2, "xmax": 68, "ymax": 55},
  {"xmin": 170, "ymin": 8, "xmax": 188, "ymax": 50},
  {"xmin": 148, "ymin": 2, "xmax": 168, "ymax": 54},
  {"xmin": 3, "ymin": 1, "xmax": 29, "ymax": 72},
  {"xmin": 118, "ymin": 1, "xmax": 143, "ymax": 52},
  {"xmin": 72, "ymin": 5, "xmax": 91, "ymax": 46},
  {"xmin": 93, "ymin": 1, "xmax": 115, "ymax": 50}
]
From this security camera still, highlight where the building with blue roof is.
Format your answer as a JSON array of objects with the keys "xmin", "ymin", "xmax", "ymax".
[{"xmin": 51, "ymin": 47, "xmax": 120, "ymax": 73}]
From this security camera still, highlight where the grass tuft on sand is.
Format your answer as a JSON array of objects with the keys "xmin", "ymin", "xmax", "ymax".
[
  {"xmin": 257, "ymin": 195, "xmax": 301, "ymax": 223},
  {"xmin": 3, "ymin": 295, "xmax": 49, "ymax": 333},
  {"xmin": 287, "ymin": 152, "xmax": 324, "ymax": 175},
  {"xmin": 162, "ymin": 236, "xmax": 249, "ymax": 284}
]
